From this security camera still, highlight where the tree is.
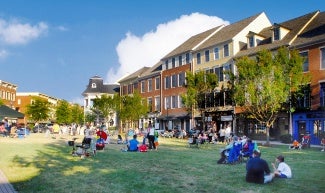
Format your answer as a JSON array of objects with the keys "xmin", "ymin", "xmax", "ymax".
[
  {"xmin": 70, "ymin": 103, "xmax": 84, "ymax": 125},
  {"xmin": 55, "ymin": 100, "xmax": 72, "ymax": 124},
  {"xmin": 119, "ymin": 91, "xmax": 148, "ymax": 130},
  {"xmin": 181, "ymin": 71, "xmax": 218, "ymax": 129},
  {"xmin": 93, "ymin": 94, "xmax": 117, "ymax": 126},
  {"xmin": 26, "ymin": 97, "xmax": 51, "ymax": 123},
  {"xmin": 232, "ymin": 47, "xmax": 308, "ymax": 145}
]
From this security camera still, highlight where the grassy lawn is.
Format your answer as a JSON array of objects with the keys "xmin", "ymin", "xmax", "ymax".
[{"xmin": 0, "ymin": 133, "xmax": 324, "ymax": 193}]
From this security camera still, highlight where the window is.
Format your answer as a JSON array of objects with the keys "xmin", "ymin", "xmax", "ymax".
[
  {"xmin": 155, "ymin": 96, "xmax": 161, "ymax": 111},
  {"xmin": 186, "ymin": 53, "xmax": 190, "ymax": 64},
  {"xmin": 165, "ymin": 96, "xmax": 171, "ymax": 109},
  {"xmin": 18, "ymin": 99, "xmax": 21, "ymax": 105},
  {"xmin": 296, "ymin": 84, "xmax": 311, "ymax": 109},
  {"xmin": 141, "ymin": 81, "xmax": 145, "ymax": 93},
  {"xmin": 91, "ymin": 83, "xmax": 96, "ymax": 88},
  {"xmin": 172, "ymin": 95, "xmax": 178, "ymax": 108},
  {"xmin": 224, "ymin": 64, "xmax": 232, "ymax": 81},
  {"xmin": 274, "ymin": 27, "xmax": 280, "ymax": 40},
  {"xmin": 172, "ymin": 74, "xmax": 177, "ymax": 87},
  {"xmin": 224, "ymin": 44, "xmax": 229, "ymax": 57},
  {"xmin": 165, "ymin": 60, "xmax": 169, "ymax": 70},
  {"xmin": 320, "ymin": 83, "xmax": 325, "ymax": 107},
  {"xmin": 214, "ymin": 48, "xmax": 219, "ymax": 60},
  {"xmin": 148, "ymin": 79, "xmax": 152, "ymax": 92},
  {"xmin": 178, "ymin": 55, "xmax": 182, "ymax": 66},
  {"xmin": 249, "ymin": 36, "xmax": 255, "ymax": 47},
  {"xmin": 214, "ymin": 66, "xmax": 224, "ymax": 81},
  {"xmin": 197, "ymin": 53, "xmax": 201, "ymax": 64},
  {"xmin": 321, "ymin": 47, "xmax": 325, "ymax": 69},
  {"xmin": 165, "ymin": 76, "xmax": 171, "ymax": 89},
  {"xmin": 155, "ymin": 77, "xmax": 160, "ymax": 90},
  {"xmin": 127, "ymin": 84, "xmax": 132, "ymax": 94},
  {"xmin": 300, "ymin": 51, "xmax": 309, "ymax": 72},
  {"xmin": 205, "ymin": 50, "xmax": 210, "ymax": 62},
  {"xmin": 172, "ymin": 58, "xmax": 176, "ymax": 68},
  {"xmin": 178, "ymin": 72, "xmax": 185, "ymax": 86},
  {"xmin": 148, "ymin": 98, "xmax": 153, "ymax": 112}
]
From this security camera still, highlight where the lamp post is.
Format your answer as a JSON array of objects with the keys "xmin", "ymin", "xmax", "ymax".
[{"xmin": 289, "ymin": 76, "xmax": 292, "ymax": 136}]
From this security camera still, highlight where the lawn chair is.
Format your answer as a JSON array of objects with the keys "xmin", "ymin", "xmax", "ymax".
[
  {"xmin": 227, "ymin": 142, "xmax": 242, "ymax": 164},
  {"xmin": 241, "ymin": 141, "xmax": 256, "ymax": 162},
  {"xmin": 74, "ymin": 137, "xmax": 92, "ymax": 157},
  {"xmin": 301, "ymin": 134, "xmax": 311, "ymax": 149}
]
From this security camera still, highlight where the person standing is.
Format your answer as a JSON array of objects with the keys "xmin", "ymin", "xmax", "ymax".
[
  {"xmin": 271, "ymin": 155, "xmax": 292, "ymax": 179},
  {"xmin": 147, "ymin": 121, "xmax": 156, "ymax": 150},
  {"xmin": 246, "ymin": 150, "xmax": 273, "ymax": 184},
  {"xmin": 219, "ymin": 126, "xmax": 226, "ymax": 144}
]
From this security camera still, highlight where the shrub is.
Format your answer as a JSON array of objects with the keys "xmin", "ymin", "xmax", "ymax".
[{"xmin": 280, "ymin": 134, "xmax": 292, "ymax": 144}]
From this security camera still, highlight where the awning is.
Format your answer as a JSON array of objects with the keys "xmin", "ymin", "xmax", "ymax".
[
  {"xmin": 157, "ymin": 113, "xmax": 191, "ymax": 120},
  {"xmin": 0, "ymin": 105, "xmax": 25, "ymax": 120}
]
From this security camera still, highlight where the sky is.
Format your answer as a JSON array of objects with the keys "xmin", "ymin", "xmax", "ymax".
[{"xmin": 0, "ymin": 0, "xmax": 323, "ymax": 105}]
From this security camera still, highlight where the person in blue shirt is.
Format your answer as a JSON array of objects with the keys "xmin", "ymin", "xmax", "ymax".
[
  {"xmin": 246, "ymin": 150, "xmax": 273, "ymax": 184},
  {"xmin": 127, "ymin": 134, "xmax": 139, "ymax": 152}
]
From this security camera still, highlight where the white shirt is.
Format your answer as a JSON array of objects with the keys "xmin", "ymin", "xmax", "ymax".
[{"xmin": 277, "ymin": 162, "xmax": 292, "ymax": 178}]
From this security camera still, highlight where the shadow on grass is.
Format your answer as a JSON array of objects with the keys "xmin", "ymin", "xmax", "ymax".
[{"xmin": 7, "ymin": 137, "xmax": 325, "ymax": 193}]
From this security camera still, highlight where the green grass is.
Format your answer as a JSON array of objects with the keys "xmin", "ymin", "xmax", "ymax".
[{"xmin": 0, "ymin": 134, "xmax": 324, "ymax": 193}]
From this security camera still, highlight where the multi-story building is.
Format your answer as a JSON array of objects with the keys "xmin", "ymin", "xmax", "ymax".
[
  {"xmin": 82, "ymin": 75, "xmax": 119, "ymax": 127},
  {"xmin": 234, "ymin": 10, "xmax": 325, "ymax": 144},
  {"xmin": 15, "ymin": 92, "xmax": 61, "ymax": 124},
  {"xmin": 0, "ymin": 80, "xmax": 18, "ymax": 108},
  {"xmin": 191, "ymin": 12, "xmax": 272, "ymax": 132}
]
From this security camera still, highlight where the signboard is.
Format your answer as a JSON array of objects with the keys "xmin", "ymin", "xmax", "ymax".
[{"xmin": 221, "ymin": 115, "xmax": 232, "ymax": 121}]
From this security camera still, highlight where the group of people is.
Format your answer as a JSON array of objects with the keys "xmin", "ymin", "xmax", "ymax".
[
  {"xmin": 122, "ymin": 121, "xmax": 159, "ymax": 152},
  {"xmin": 246, "ymin": 150, "xmax": 292, "ymax": 184}
]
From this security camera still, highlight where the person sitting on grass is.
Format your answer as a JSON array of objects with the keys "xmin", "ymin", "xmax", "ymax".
[
  {"xmin": 289, "ymin": 140, "xmax": 301, "ymax": 150},
  {"xmin": 271, "ymin": 155, "xmax": 292, "ymax": 179},
  {"xmin": 246, "ymin": 150, "xmax": 273, "ymax": 184},
  {"xmin": 127, "ymin": 134, "xmax": 139, "ymax": 152}
]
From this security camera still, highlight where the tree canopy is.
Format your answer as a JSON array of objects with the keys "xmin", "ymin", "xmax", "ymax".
[
  {"xmin": 25, "ymin": 97, "xmax": 51, "ymax": 123},
  {"xmin": 232, "ymin": 47, "xmax": 309, "ymax": 144}
]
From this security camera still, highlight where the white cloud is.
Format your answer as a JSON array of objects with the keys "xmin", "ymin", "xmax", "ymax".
[
  {"xmin": 106, "ymin": 12, "xmax": 229, "ymax": 83},
  {"xmin": 57, "ymin": 25, "xmax": 68, "ymax": 31},
  {"xmin": 0, "ymin": 49, "xmax": 9, "ymax": 59},
  {"xmin": 0, "ymin": 18, "xmax": 48, "ymax": 45}
]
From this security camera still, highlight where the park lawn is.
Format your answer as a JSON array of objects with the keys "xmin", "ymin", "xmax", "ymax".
[{"xmin": 0, "ymin": 134, "xmax": 324, "ymax": 193}]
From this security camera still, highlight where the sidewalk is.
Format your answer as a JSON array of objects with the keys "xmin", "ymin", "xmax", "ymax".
[
  {"xmin": 0, "ymin": 170, "xmax": 17, "ymax": 193},
  {"xmin": 255, "ymin": 140, "xmax": 322, "ymax": 148}
]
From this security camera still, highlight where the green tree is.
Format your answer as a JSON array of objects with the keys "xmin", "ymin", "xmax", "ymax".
[
  {"xmin": 181, "ymin": 71, "xmax": 218, "ymax": 129},
  {"xmin": 232, "ymin": 47, "xmax": 308, "ymax": 144},
  {"xmin": 55, "ymin": 100, "xmax": 71, "ymax": 124},
  {"xmin": 70, "ymin": 103, "xmax": 84, "ymax": 125},
  {"xmin": 26, "ymin": 97, "xmax": 51, "ymax": 123},
  {"xmin": 119, "ymin": 91, "xmax": 148, "ymax": 130},
  {"xmin": 93, "ymin": 94, "xmax": 117, "ymax": 125}
]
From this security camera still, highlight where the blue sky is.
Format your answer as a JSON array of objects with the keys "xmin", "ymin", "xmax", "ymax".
[{"xmin": 0, "ymin": 0, "xmax": 323, "ymax": 104}]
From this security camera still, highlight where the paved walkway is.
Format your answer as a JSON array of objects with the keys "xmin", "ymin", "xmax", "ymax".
[{"xmin": 0, "ymin": 170, "xmax": 17, "ymax": 193}]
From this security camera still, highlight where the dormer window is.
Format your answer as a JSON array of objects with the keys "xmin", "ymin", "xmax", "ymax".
[
  {"xmin": 272, "ymin": 24, "xmax": 290, "ymax": 42},
  {"xmin": 91, "ymin": 83, "xmax": 97, "ymax": 88},
  {"xmin": 274, "ymin": 27, "xmax": 280, "ymax": 41},
  {"xmin": 249, "ymin": 36, "xmax": 255, "ymax": 47}
]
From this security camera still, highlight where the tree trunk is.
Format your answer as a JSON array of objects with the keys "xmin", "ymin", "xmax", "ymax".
[{"xmin": 265, "ymin": 124, "xmax": 271, "ymax": 146}]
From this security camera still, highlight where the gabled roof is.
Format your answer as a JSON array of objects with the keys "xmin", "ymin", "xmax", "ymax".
[
  {"xmin": 235, "ymin": 11, "xmax": 320, "ymax": 57},
  {"xmin": 118, "ymin": 67, "xmax": 151, "ymax": 83},
  {"xmin": 291, "ymin": 11, "xmax": 325, "ymax": 48},
  {"xmin": 195, "ymin": 12, "xmax": 264, "ymax": 51},
  {"xmin": 161, "ymin": 25, "xmax": 224, "ymax": 60}
]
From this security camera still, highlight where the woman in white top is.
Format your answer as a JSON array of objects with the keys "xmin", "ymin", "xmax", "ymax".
[{"xmin": 272, "ymin": 155, "xmax": 292, "ymax": 178}]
